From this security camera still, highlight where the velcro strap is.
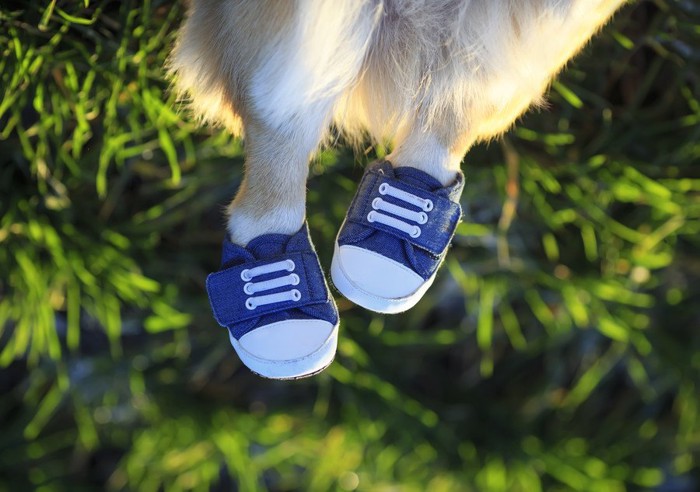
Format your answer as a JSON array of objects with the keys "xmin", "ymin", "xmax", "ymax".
[
  {"xmin": 346, "ymin": 170, "xmax": 462, "ymax": 255},
  {"xmin": 206, "ymin": 251, "xmax": 328, "ymax": 327}
]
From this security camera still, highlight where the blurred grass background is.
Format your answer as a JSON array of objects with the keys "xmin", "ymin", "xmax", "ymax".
[{"xmin": 1, "ymin": 0, "xmax": 699, "ymax": 490}]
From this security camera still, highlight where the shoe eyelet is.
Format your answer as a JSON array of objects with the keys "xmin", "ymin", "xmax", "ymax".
[
  {"xmin": 291, "ymin": 289, "xmax": 301, "ymax": 301},
  {"xmin": 291, "ymin": 273, "xmax": 300, "ymax": 285},
  {"xmin": 410, "ymin": 227, "xmax": 421, "ymax": 238},
  {"xmin": 241, "ymin": 269, "xmax": 252, "ymax": 281},
  {"xmin": 423, "ymin": 199, "xmax": 434, "ymax": 212},
  {"xmin": 245, "ymin": 299, "xmax": 256, "ymax": 310},
  {"xmin": 417, "ymin": 212, "xmax": 428, "ymax": 224},
  {"xmin": 243, "ymin": 283, "xmax": 255, "ymax": 295},
  {"xmin": 286, "ymin": 259, "xmax": 295, "ymax": 271},
  {"xmin": 378, "ymin": 183, "xmax": 389, "ymax": 195},
  {"xmin": 372, "ymin": 197, "xmax": 382, "ymax": 209},
  {"xmin": 367, "ymin": 211, "xmax": 377, "ymax": 222}
]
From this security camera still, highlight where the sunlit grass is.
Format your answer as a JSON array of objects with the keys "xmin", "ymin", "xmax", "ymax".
[{"xmin": 1, "ymin": 0, "xmax": 699, "ymax": 490}]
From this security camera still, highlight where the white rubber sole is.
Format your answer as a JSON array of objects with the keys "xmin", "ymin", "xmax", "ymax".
[
  {"xmin": 331, "ymin": 241, "xmax": 436, "ymax": 314},
  {"xmin": 229, "ymin": 324, "xmax": 338, "ymax": 380}
]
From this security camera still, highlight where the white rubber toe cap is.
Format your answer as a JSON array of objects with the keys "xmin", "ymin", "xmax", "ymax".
[
  {"xmin": 238, "ymin": 319, "xmax": 335, "ymax": 361},
  {"xmin": 231, "ymin": 319, "xmax": 338, "ymax": 379},
  {"xmin": 335, "ymin": 245, "xmax": 424, "ymax": 299},
  {"xmin": 332, "ymin": 241, "xmax": 438, "ymax": 313}
]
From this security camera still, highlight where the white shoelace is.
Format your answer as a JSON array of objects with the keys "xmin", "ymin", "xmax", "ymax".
[
  {"xmin": 241, "ymin": 259, "xmax": 301, "ymax": 310},
  {"xmin": 367, "ymin": 182, "xmax": 433, "ymax": 238}
]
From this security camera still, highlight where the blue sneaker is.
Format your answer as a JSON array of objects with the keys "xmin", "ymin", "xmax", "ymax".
[
  {"xmin": 207, "ymin": 223, "xmax": 339, "ymax": 379},
  {"xmin": 331, "ymin": 161, "xmax": 464, "ymax": 313}
]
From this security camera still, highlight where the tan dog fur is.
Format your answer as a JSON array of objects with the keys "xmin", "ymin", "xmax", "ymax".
[{"xmin": 169, "ymin": 0, "xmax": 627, "ymax": 245}]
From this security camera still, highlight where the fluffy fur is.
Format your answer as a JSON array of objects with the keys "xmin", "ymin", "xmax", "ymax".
[{"xmin": 168, "ymin": 0, "xmax": 627, "ymax": 244}]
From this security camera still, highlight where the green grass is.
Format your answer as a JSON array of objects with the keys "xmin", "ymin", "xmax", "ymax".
[{"xmin": 1, "ymin": 0, "xmax": 699, "ymax": 490}]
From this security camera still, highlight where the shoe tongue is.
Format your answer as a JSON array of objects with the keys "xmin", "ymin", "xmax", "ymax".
[
  {"xmin": 245, "ymin": 232, "xmax": 292, "ymax": 259},
  {"xmin": 392, "ymin": 165, "xmax": 443, "ymax": 192}
]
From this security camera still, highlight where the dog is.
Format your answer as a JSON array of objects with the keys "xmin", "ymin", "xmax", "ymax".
[{"xmin": 168, "ymin": 0, "xmax": 628, "ymax": 379}]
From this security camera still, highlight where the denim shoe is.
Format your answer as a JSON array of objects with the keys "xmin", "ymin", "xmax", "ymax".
[
  {"xmin": 207, "ymin": 223, "xmax": 339, "ymax": 379},
  {"xmin": 331, "ymin": 160, "xmax": 464, "ymax": 313}
]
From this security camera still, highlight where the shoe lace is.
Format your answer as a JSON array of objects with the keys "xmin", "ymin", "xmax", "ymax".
[
  {"xmin": 241, "ymin": 259, "xmax": 301, "ymax": 310},
  {"xmin": 367, "ymin": 182, "xmax": 434, "ymax": 238}
]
